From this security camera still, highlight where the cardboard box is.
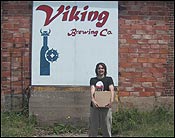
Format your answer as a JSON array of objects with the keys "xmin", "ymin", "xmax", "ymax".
[{"xmin": 95, "ymin": 91, "xmax": 111, "ymax": 107}]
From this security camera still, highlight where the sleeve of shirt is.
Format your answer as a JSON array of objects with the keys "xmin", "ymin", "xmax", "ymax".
[
  {"xmin": 108, "ymin": 77, "xmax": 114, "ymax": 86},
  {"xmin": 90, "ymin": 78, "xmax": 95, "ymax": 86}
]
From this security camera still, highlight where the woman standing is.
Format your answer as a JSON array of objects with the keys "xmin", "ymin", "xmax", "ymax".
[{"xmin": 89, "ymin": 62, "xmax": 115, "ymax": 137}]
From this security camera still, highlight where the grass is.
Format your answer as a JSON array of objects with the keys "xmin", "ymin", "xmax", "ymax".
[
  {"xmin": 112, "ymin": 107, "xmax": 174, "ymax": 137},
  {"xmin": 1, "ymin": 112, "xmax": 37, "ymax": 137},
  {"xmin": 1, "ymin": 106, "xmax": 174, "ymax": 137},
  {"xmin": 1, "ymin": 111, "xmax": 87, "ymax": 137}
]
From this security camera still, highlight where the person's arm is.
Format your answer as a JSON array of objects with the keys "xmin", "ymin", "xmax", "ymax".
[
  {"xmin": 90, "ymin": 85, "xmax": 99, "ymax": 107},
  {"xmin": 109, "ymin": 84, "xmax": 115, "ymax": 103},
  {"xmin": 105, "ymin": 84, "xmax": 114, "ymax": 108}
]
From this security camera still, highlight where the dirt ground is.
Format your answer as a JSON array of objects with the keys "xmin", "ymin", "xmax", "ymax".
[
  {"xmin": 41, "ymin": 133, "xmax": 88, "ymax": 137},
  {"xmin": 38, "ymin": 133, "xmax": 121, "ymax": 137}
]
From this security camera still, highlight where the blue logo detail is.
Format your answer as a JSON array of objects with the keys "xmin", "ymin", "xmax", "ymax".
[
  {"xmin": 40, "ymin": 29, "xmax": 59, "ymax": 76},
  {"xmin": 46, "ymin": 48, "xmax": 59, "ymax": 62}
]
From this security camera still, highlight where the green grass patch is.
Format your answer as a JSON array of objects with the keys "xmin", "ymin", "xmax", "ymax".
[
  {"xmin": 112, "ymin": 106, "xmax": 174, "ymax": 137},
  {"xmin": 1, "ymin": 106, "xmax": 174, "ymax": 137},
  {"xmin": 1, "ymin": 112, "xmax": 37, "ymax": 137}
]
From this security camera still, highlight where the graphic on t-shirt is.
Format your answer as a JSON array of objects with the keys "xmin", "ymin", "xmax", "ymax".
[{"xmin": 96, "ymin": 81, "xmax": 104, "ymax": 91}]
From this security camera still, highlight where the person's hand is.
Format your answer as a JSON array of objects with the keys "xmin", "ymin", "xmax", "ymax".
[
  {"xmin": 92, "ymin": 99, "xmax": 99, "ymax": 108},
  {"xmin": 105, "ymin": 101, "xmax": 113, "ymax": 108}
]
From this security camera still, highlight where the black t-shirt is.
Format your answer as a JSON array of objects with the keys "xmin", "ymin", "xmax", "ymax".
[{"xmin": 90, "ymin": 76, "xmax": 114, "ymax": 91}]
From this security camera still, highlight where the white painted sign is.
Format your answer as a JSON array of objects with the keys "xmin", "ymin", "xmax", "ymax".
[{"xmin": 32, "ymin": 1, "xmax": 118, "ymax": 86}]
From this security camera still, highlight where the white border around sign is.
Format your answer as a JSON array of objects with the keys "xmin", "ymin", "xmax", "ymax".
[{"xmin": 32, "ymin": 1, "xmax": 118, "ymax": 86}]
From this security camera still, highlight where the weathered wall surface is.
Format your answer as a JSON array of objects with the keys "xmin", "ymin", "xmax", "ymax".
[
  {"xmin": 1, "ymin": 1, "xmax": 32, "ymax": 111},
  {"xmin": 29, "ymin": 87, "xmax": 91, "ymax": 126},
  {"xmin": 29, "ymin": 86, "xmax": 174, "ymax": 126}
]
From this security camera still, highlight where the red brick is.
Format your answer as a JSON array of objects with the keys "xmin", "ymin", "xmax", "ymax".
[
  {"xmin": 148, "ymin": 58, "xmax": 161, "ymax": 63},
  {"xmin": 135, "ymin": 78, "xmax": 147, "ymax": 82},
  {"xmin": 126, "ymin": 39, "xmax": 138, "ymax": 44},
  {"xmin": 119, "ymin": 92, "xmax": 130, "ymax": 97},
  {"xmin": 131, "ymin": 25, "xmax": 142, "ymax": 30},
  {"xmin": 146, "ymin": 77, "xmax": 157, "ymax": 82},
  {"xmin": 127, "ymin": 58, "xmax": 137, "ymax": 63},
  {"xmin": 134, "ymin": 87, "xmax": 144, "ymax": 92},
  {"xmin": 139, "ymin": 92, "xmax": 155, "ymax": 97},
  {"xmin": 1, "ymin": 71, "xmax": 10, "ymax": 77},
  {"xmin": 160, "ymin": 49, "xmax": 168, "ymax": 54},
  {"xmin": 130, "ymin": 92, "xmax": 139, "ymax": 96},
  {"xmin": 120, "ymin": 63, "xmax": 131, "ymax": 68},
  {"xmin": 138, "ymin": 58, "xmax": 148, "ymax": 63},
  {"xmin": 120, "ymin": 48, "xmax": 129, "ymax": 53}
]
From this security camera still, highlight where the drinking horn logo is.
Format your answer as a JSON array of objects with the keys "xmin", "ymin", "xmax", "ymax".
[{"xmin": 40, "ymin": 29, "xmax": 59, "ymax": 75}]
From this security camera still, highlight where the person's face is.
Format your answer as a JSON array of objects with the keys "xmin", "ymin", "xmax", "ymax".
[{"xmin": 97, "ymin": 65, "xmax": 105, "ymax": 76}]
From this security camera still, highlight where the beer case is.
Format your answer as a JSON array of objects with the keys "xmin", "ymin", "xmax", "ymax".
[{"xmin": 95, "ymin": 91, "xmax": 111, "ymax": 107}]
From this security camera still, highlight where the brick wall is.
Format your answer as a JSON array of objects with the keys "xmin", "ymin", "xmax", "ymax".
[
  {"xmin": 1, "ymin": 1, "xmax": 174, "ymax": 111},
  {"xmin": 164, "ymin": 2, "xmax": 174, "ymax": 95},
  {"xmin": 1, "ymin": 1, "xmax": 32, "ymax": 111},
  {"xmin": 118, "ymin": 1, "xmax": 174, "ymax": 97}
]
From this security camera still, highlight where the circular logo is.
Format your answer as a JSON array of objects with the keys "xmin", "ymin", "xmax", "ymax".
[{"xmin": 45, "ymin": 48, "xmax": 59, "ymax": 62}]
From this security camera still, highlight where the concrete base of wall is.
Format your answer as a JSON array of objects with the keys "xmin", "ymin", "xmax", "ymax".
[
  {"xmin": 1, "ymin": 94, "xmax": 23, "ymax": 112},
  {"xmin": 29, "ymin": 90, "xmax": 91, "ymax": 127},
  {"xmin": 118, "ymin": 96, "xmax": 174, "ymax": 111},
  {"xmin": 29, "ymin": 87, "xmax": 174, "ymax": 127}
]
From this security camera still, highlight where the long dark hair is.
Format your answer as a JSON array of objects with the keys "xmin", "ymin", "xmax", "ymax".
[{"xmin": 95, "ymin": 62, "xmax": 107, "ymax": 76}]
